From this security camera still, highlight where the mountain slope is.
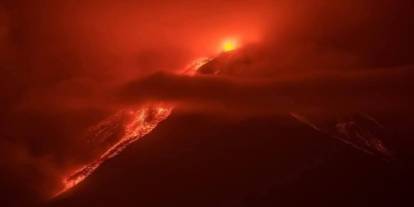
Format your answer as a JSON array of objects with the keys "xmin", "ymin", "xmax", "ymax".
[{"xmin": 49, "ymin": 112, "xmax": 412, "ymax": 207}]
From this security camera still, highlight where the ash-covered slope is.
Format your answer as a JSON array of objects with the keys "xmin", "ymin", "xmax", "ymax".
[
  {"xmin": 199, "ymin": 48, "xmax": 396, "ymax": 160},
  {"xmin": 49, "ymin": 112, "xmax": 411, "ymax": 207}
]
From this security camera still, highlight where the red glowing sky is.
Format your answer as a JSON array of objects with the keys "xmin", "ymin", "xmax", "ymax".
[{"xmin": 0, "ymin": 0, "xmax": 413, "ymax": 206}]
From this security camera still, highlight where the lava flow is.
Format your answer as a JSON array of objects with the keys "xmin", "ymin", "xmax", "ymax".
[
  {"xmin": 54, "ymin": 51, "xmax": 216, "ymax": 197},
  {"xmin": 56, "ymin": 103, "xmax": 173, "ymax": 196}
]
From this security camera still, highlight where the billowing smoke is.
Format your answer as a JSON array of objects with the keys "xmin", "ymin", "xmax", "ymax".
[{"xmin": 119, "ymin": 66, "xmax": 414, "ymax": 116}]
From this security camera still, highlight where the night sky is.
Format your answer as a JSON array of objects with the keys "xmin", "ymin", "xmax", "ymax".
[{"xmin": 0, "ymin": 1, "xmax": 413, "ymax": 206}]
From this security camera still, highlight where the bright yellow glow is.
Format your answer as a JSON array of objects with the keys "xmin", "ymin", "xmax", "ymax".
[{"xmin": 222, "ymin": 39, "xmax": 238, "ymax": 52}]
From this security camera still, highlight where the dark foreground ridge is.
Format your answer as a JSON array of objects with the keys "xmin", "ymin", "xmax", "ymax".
[{"xmin": 49, "ymin": 111, "xmax": 413, "ymax": 207}]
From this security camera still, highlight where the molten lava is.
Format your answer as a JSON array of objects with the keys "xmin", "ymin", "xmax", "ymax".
[
  {"xmin": 55, "ymin": 54, "xmax": 213, "ymax": 197},
  {"xmin": 56, "ymin": 104, "xmax": 173, "ymax": 196},
  {"xmin": 222, "ymin": 39, "xmax": 238, "ymax": 52}
]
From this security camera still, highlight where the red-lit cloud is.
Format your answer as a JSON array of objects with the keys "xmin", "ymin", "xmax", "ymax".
[{"xmin": 0, "ymin": 0, "xmax": 413, "ymax": 206}]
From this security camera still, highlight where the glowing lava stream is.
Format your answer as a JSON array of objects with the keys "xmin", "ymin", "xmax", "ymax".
[
  {"xmin": 56, "ymin": 41, "xmax": 236, "ymax": 196},
  {"xmin": 56, "ymin": 104, "xmax": 173, "ymax": 196},
  {"xmin": 55, "ymin": 56, "xmax": 212, "ymax": 197}
]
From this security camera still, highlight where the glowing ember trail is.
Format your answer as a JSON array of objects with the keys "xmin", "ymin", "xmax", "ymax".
[{"xmin": 55, "ymin": 54, "xmax": 212, "ymax": 197}]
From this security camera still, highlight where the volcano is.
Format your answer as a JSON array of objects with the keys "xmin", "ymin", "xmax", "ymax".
[
  {"xmin": 49, "ymin": 48, "xmax": 414, "ymax": 207},
  {"xmin": 2, "ymin": 1, "xmax": 414, "ymax": 207}
]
